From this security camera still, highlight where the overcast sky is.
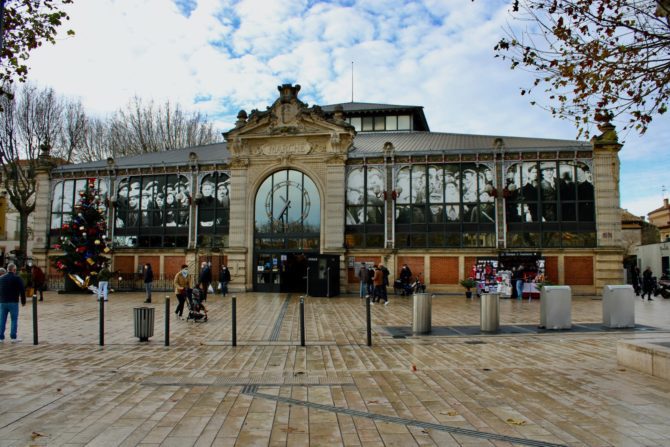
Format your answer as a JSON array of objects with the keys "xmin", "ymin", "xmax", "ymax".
[{"xmin": 26, "ymin": 0, "xmax": 669, "ymax": 218}]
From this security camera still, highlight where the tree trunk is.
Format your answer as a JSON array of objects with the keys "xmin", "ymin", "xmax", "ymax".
[{"xmin": 18, "ymin": 211, "xmax": 29, "ymax": 267}]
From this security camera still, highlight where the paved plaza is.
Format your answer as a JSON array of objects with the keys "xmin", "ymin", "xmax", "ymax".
[{"xmin": 1, "ymin": 290, "xmax": 670, "ymax": 446}]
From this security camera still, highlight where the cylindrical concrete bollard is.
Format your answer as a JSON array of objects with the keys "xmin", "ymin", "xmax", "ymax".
[
  {"xmin": 412, "ymin": 293, "xmax": 432, "ymax": 334},
  {"xmin": 480, "ymin": 293, "xmax": 500, "ymax": 333}
]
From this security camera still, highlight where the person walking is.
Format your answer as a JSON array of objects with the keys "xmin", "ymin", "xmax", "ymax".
[
  {"xmin": 97, "ymin": 263, "xmax": 111, "ymax": 302},
  {"xmin": 642, "ymin": 266, "xmax": 654, "ymax": 301},
  {"xmin": 174, "ymin": 264, "xmax": 191, "ymax": 319},
  {"xmin": 0, "ymin": 263, "xmax": 26, "ymax": 343},
  {"xmin": 357, "ymin": 262, "xmax": 368, "ymax": 298},
  {"xmin": 631, "ymin": 266, "xmax": 641, "ymax": 297},
  {"xmin": 143, "ymin": 263, "xmax": 154, "ymax": 303},
  {"xmin": 18, "ymin": 266, "xmax": 33, "ymax": 298},
  {"xmin": 31, "ymin": 263, "xmax": 46, "ymax": 302},
  {"xmin": 372, "ymin": 265, "xmax": 386, "ymax": 304},
  {"xmin": 219, "ymin": 265, "xmax": 231, "ymax": 296},
  {"xmin": 199, "ymin": 261, "xmax": 212, "ymax": 302},
  {"xmin": 399, "ymin": 264, "xmax": 412, "ymax": 287},
  {"xmin": 379, "ymin": 263, "xmax": 390, "ymax": 305}
]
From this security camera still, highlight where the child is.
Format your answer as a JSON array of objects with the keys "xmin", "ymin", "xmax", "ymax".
[{"xmin": 191, "ymin": 283, "xmax": 208, "ymax": 320}]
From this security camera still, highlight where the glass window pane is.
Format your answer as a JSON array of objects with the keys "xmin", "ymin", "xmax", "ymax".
[
  {"xmin": 576, "ymin": 162, "xmax": 594, "ymax": 200},
  {"xmin": 398, "ymin": 115, "xmax": 410, "ymax": 130},
  {"xmin": 366, "ymin": 234, "xmax": 384, "ymax": 248},
  {"xmin": 410, "ymin": 233, "xmax": 426, "ymax": 247},
  {"xmin": 362, "ymin": 116, "xmax": 374, "ymax": 131},
  {"xmin": 346, "ymin": 206, "xmax": 363, "ymax": 225},
  {"xmin": 561, "ymin": 203, "xmax": 576, "ymax": 221},
  {"xmin": 411, "ymin": 165, "xmax": 426, "ymax": 204},
  {"xmin": 558, "ymin": 161, "xmax": 576, "ymax": 200},
  {"xmin": 350, "ymin": 117, "xmax": 361, "ymax": 131},
  {"xmin": 385, "ymin": 115, "xmax": 397, "ymax": 130},
  {"xmin": 544, "ymin": 232, "xmax": 562, "ymax": 247},
  {"xmin": 374, "ymin": 116, "xmax": 385, "ymax": 130},
  {"xmin": 395, "ymin": 166, "xmax": 411, "ymax": 204}
]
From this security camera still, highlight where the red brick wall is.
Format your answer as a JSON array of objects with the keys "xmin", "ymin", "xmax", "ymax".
[
  {"xmin": 397, "ymin": 256, "xmax": 424, "ymax": 282},
  {"xmin": 164, "ymin": 256, "xmax": 186, "ymax": 278},
  {"xmin": 564, "ymin": 256, "xmax": 594, "ymax": 285},
  {"xmin": 348, "ymin": 256, "xmax": 381, "ymax": 283},
  {"xmin": 544, "ymin": 256, "xmax": 558, "ymax": 284},
  {"xmin": 430, "ymin": 256, "xmax": 459, "ymax": 284},
  {"xmin": 115, "ymin": 256, "xmax": 135, "ymax": 274}
]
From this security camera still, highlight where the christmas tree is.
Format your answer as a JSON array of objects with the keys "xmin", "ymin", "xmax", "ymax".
[{"xmin": 52, "ymin": 178, "xmax": 111, "ymax": 289}]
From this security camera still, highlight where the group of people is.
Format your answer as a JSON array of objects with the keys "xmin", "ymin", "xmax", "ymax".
[
  {"xmin": 357, "ymin": 262, "xmax": 391, "ymax": 305},
  {"xmin": 505, "ymin": 161, "xmax": 595, "ymax": 223},
  {"xmin": 116, "ymin": 178, "xmax": 191, "ymax": 229},
  {"xmin": 0, "ymin": 261, "xmax": 46, "ymax": 342},
  {"xmin": 631, "ymin": 266, "xmax": 656, "ymax": 301}
]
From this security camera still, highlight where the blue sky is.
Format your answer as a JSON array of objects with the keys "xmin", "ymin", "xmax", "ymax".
[{"xmin": 26, "ymin": 0, "xmax": 669, "ymax": 218}]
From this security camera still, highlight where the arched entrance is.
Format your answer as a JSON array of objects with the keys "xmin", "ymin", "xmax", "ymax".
[{"xmin": 253, "ymin": 169, "xmax": 320, "ymax": 292}]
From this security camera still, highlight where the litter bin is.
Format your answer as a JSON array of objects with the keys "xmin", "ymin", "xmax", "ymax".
[
  {"xmin": 540, "ymin": 286, "xmax": 572, "ymax": 329},
  {"xmin": 133, "ymin": 307, "xmax": 155, "ymax": 342},
  {"xmin": 412, "ymin": 293, "xmax": 432, "ymax": 334},
  {"xmin": 480, "ymin": 293, "xmax": 500, "ymax": 333},
  {"xmin": 602, "ymin": 285, "xmax": 635, "ymax": 328}
]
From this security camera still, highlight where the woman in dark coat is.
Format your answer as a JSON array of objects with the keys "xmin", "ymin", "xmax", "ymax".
[
  {"xmin": 642, "ymin": 266, "xmax": 654, "ymax": 301},
  {"xmin": 143, "ymin": 263, "xmax": 154, "ymax": 303}
]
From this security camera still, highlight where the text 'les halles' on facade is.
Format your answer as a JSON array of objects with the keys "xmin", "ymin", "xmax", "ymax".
[{"xmin": 32, "ymin": 83, "xmax": 624, "ymax": 295}]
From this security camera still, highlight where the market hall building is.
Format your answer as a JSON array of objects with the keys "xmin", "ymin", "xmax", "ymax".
[{"xmin": 29, "ymin": 84, "xmax": 624, "ymax": 295}]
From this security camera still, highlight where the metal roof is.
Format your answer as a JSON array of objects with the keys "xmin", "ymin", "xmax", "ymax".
[
  {"xmin": 348, "ymin": 131, "xmax": 590, "ymax": 155},
  {"xmin": 53, "ymin": 143, "xmax": 229, "ymax": 173},
  {"xmin": 53, "ymin": 131, "xmax": 589, "ymax": 173}
]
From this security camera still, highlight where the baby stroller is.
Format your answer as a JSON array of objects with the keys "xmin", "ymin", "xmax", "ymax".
[{"xmin": 186, "ymin": 287, "xmax": 208, "ymax": 322}]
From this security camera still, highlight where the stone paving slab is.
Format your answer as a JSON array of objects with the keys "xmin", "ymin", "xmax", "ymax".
[{"xmin": 0, "ymin": 291, "xmax": 669, "ymax": 446}]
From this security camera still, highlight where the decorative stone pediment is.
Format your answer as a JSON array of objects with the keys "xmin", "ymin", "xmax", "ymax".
[{"xmin": 224, "ymin": 84, "xmax": 355, "ymax": 159}]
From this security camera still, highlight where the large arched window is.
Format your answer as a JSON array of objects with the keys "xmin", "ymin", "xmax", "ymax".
[{"xmin": 254, "ymin": 170, "xmax": 320, "ymax": 251}]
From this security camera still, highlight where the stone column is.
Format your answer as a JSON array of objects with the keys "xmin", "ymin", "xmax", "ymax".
[
  {"xmin": 227, "ymin": 158, "xmax": 249, "ymax": 291},
  {"xmin": 592, "ymin": 123, "xmax": 625, "ymax": 289}
]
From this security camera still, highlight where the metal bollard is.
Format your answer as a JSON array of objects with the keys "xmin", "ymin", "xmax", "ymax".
[
  {"xmin": 99, "ymin": 297, "xmax": 104, "ymax": 346},
  {"xmin": 232, "ymin": 296, "xmax": 237, "ymax": 347},
  {"xmin": 480, "ymin": 293, "xmax": 500, "ymax": 333},
  {"xmin": 300, "ymin": 296, "xmax": 305, "ymax": 347},
  {"xmin": 32, "ymin": 294, "xmax": 38, "ymax": 345},
  {"xmin": 366, "ymin": 295, "xmax": 372, "ymax": 346},
  {"xmin": 165, "ymin": 296, "xmax": 170, "ymax": 346},
  {"xmin": 327, "ymin": 267, "xmax": 331, "ymax": 297}
]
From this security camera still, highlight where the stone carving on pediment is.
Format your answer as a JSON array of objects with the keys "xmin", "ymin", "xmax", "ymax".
[
  {"xmin": 230, "ymin": 157, "xmax": 249, "ymax": 168},
  {"xmin": 325, "ymin": 154, "xmax": 347, "ymax": 165},
  {"xmin": 253, "ymin": 141, "xmax": 315, "ymax": 156}
]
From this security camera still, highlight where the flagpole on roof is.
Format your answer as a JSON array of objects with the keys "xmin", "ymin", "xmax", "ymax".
[{"xmin": 351, "ymin": 61, "xmax": 354, "ymax": 103}]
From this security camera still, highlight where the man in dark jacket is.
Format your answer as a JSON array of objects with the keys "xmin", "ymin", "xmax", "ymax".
[
  {"xmin": 199, "ymin": 262, "xmax": 212, "ymax": 302},
  {"xmin": 0, "ymin": 263, "xmax": 26, "ymax": 342},
  {"xmin": 219, "ymin": 265, "xmax": 231, "ymax": 296}
]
